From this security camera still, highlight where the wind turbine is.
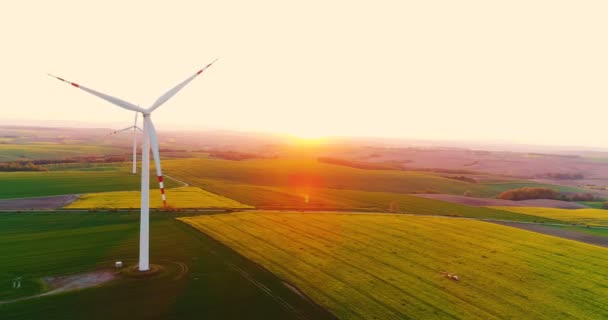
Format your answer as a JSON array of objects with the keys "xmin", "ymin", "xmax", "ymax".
[
  {"xmin": 49, "ymin": 60, "xmax": 217, "ymax": 271},
  {"xmin": 108, "ymin": 112, "xmax": 141, "ymax": 174}
]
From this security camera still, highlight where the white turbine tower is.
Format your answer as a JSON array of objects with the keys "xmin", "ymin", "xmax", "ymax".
[
  {"xmin": 49, "ymin": 60, "xmax": 217, "ymax": 271},
  {"xmin": 108, "ymin": 112, "xmax": 141, "ymax": 174}
]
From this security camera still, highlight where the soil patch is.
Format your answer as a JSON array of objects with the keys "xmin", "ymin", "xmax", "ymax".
[
  {"xmin": 0, "ymin": 194, "xmax": 79, "ymax": 210},
  {"xmin": 492, "ymin": 221, "xmax": 608, "ymax": 247},
  {"xmin": 45, "ymin": 269, "xmax": 116, "ymax": 292}
]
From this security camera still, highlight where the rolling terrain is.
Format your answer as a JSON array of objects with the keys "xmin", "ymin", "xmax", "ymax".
[
  {"xmin": 182, "ymin": 212, "xmax": 608, "ymax": 320},
  {"xmin": 0, "ymin": 212, "xmax": 333, "ymax": 319},
  {"xmin": 414, "ymin": 194, "xmax": 588, "ymax": 209},
  {"xmin": 0, "ymin": 170, "xmax": 180, "ymax": 199},
  {"xmin": 0, "ymin": 144, "xmax": 123, "ymax": 162},
  {"xmin": 161, "ymin": 158, "xmax": 588, "ymax": 215},
  {"xmin": 492, "ymin": 206, "xmax": 608, "ymax": 227},
  {"xmin": 66, "ymin": 186, "xmax": 252, "ymax": 209}
]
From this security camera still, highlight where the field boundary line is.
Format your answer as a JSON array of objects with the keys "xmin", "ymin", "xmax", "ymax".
[
  {"xmin": 176, "ymin": 218, "xmax": 337, "ymax": 320},
  {"xmin": 163, "ymin": 174, "xmax": 189, "ymax": 187}
]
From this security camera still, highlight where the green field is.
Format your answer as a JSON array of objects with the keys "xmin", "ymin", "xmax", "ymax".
[
  {"xmin": 66, "ymin": 187, "xmax": 253, "ymax": 209},
  {"xmin": 44, "ymin": 162, "xmax": 131, "ymax": 172},
  {"xmin": 182, "ymin": 212, "xmax": 608, "ymax": 319},
  {"xmin": 162, "ymin": 158, "xmax": 589, "ymax": 201},
  {"xmin": 492, "ymin": 206, "xmax": 608, "ymax": 226},
  {"xmin": 526, "ymin": 224, "xmax": 608, "ymax": 238},
  {"xmin": 163, "ymin": 158, "xmax": 497, "ymax": 196},
  {"xmin": 0, "ymin": 212, "xmax": 332, "ymax": 319},
  {"xmin": 0, "ymin": 144, "xmax": 123, "ymax": 162},
  {"xmin": 0, "ymin": 170, "xmax": 180, "ymax": 199},
  {"xmin": 156, "ymin": 159, "xmax": 555, "ymax": 222},
  {"xmin": 577, "ymin": 201, "xmax": 605, "ymax": 209},
  {"xmin": 195, "ymin": 182, "xmax": 554, "ymax": 222},
  {"xmin": 481, "ymin": 181, "xmax": 589, "ymax": 195}
]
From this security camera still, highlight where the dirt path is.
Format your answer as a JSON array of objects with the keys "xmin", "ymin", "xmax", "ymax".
[
  {"xmin": 491, "ymin": 221, "xmax": 608, "ymax": 248},
  {"xmin": 0, "ymin": 194, "xmax": 80, "ymax": 210},
  {"xmin": 0, "ymin": 269, "xmax": 116, "ymax": 305}
]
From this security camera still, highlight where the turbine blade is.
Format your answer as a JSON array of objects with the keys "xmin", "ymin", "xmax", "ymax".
[
  {"xmin": 48, "ymin": 74, "xmax": 145, "ymax": 113},
  {"xmin": 146, "ymin": 117, "xmax": 167, "ymax": 207},
  {"xmin": 147, "ymin": 59, "xmax": 218, "ymax": 113},
  {"xmin": 107, "ymin": 126, "xmax": 135, "ymax": 136},
  {"xmin": 134, "ymin": 112, "xmax": 139, "ymax": 126}
]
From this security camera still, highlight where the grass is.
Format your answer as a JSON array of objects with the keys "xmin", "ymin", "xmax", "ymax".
[
  {"xmin": 65, "ymin": 186, "xmax": 253, "ymax": 209},
  {"xmin": 481, "ymin": 182, "xmax": 590, "ymax": 195},
  {"xmin": 182, "ymin": 212, "xmax": 608, "ymax": 320},
  {"xmin": 162, "ymin": 158, "xmax": 590, "ymax": 202},
  {"xmin": 531, "ymin": 224, "xmax": 608, "ymax": 238},
  {"xmin": 216, "ymin": 183, "xmax": 555, "ymax": 221},
  {"xmin": 577, "ymin": 201, "xmax": 605, "ymax": 209},
  {"xmin": 0, "ymin": 212, "xmax": 333, "ymax": 319},
  {"xmin": 162, "ymin": 158, "xmax": 498, "ymax": 197},
  {"xmin": 44, "ymin": 162, "xmax": 130, "ymax": 172},
  {"xmin": 160, "ymin": 169, "xmax": 557, "ymax": 222},
  {"xmin": 0, "ymin": 144, "xmax": 122, "ymax": 162},
  {"xmin": 491, "ymin": 206, "xmax": 608, "ymax": 226},
  {"xmin": 0, "ymin": 170, "xmax": 180, "ymax": 199}
]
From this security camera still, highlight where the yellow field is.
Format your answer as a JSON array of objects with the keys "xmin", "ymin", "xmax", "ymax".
[
  {"xmin": 66, "ymin": 186, "xmax": 252, "ymax": 209},
  {"xmin": 181, "ymin": 212, "xmax": 608, "ymax": 320},
  {"xmin": 491, "ymin": 206, "xmax": 608, "ymax": 226}
]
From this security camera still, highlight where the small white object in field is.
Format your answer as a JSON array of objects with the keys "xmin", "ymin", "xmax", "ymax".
[
  {"xmin": 441, "ymin": 272, "xmax": 460, "ymax": 282},
  {"xmin": 115, "ymin": 261, "xmax": 123, "ymax": 268}
]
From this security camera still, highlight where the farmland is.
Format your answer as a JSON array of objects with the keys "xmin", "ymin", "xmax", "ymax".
[
  {"xmin": 163, "ymin": 158, "xmax": 591, "ymax": 198},
  {"xmin": 162, "ymin": 158, "xmax": 494, "ymax": 196},
  {"xmin": 158, "ymin": 158, "xmax": 579, "ymax": 220},
  {"xmin": 0, "ymin": 144, "xmax": 123, "ymax": 162},
  {"xmin": 182, "ymin": 212, "xmax": 608, "ymax": 320},
  {"xmin": 0, "ymin": 170, "xmax": 180, "ymax": 199},
  {"xmin": 66, "ymin": 186, "xmax": 253, "ymax": 209},
  {"xmin": 492, "ymin": 206, "xmax": 608, "ymax": 227},
  {"xmin": 0, "ymin": 212, "xmax": 333, "ymax": 319}
]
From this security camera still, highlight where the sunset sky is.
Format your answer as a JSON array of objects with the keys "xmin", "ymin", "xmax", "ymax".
[{"xmin": 1, "ymin": 1, "xmax": 607, "ymax": 147}]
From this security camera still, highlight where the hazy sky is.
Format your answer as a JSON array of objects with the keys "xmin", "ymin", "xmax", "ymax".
[{"xmin": 1, "ymin": 1, "xmax": 607, "ymax": 147}]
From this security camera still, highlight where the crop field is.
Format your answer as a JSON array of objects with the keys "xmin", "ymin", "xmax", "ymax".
[
  {"xmin": 66, "ymin": 186, "xmax": 253, "ymax": 209},
  {"xmin": 0, "ymin": 212, "xmax": 332, "ymax": 319},
  {"xmin": 0, "ymin": 171, "xmax": 180, "ymax": 199},
  {"xmin": 481, "ymin": 182, "xmax": 589, "ymax": 195},
  {"xmin": 162, "ymin": 158, "xmax": 498, "ymax": 196},
  {"xmin": 202, "ymin": 183, "xmax": 554, "ymax": 222},
  {"xmin": 182, "ymin": 212, "xmax": 608, "ymax": 320},
  {"xmin": 44, "ymin": 162, "xmax": 130, "ymax": 172},
  {"xmin": 492, "ymin": 206, "xmax": 608, "ymax": 226},
  {"xmin": 544, "ymin": 225, "xmax": 608, "ymax": 238},
  {"xmin": 577, "ymin": 201, "xmax": 604, "ymax": 209},
  {"xmin": 162, "ymin": 159, "xmax": 588, "ymax": 200},
  {"xmin": 413, "ymin": 193, "xmax": 587, "ymax": 209},
  {"xmin": 159, "ymin": 160, "xmax": 554, "ymax": 222},
  {"xmin": 0, "ymin": 144, "xmax": 123, "ymax": 162}
]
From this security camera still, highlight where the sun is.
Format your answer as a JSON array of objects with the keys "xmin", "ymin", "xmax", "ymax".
[{"xmin": 290, "ymin": 129, "xmax": 327, "ymax": 140}]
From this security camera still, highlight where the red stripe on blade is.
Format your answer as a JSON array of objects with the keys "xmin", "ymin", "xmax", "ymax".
[
  {"xmin": 197, "ymin": 69, "xmax": 203, "ymax": 75},
  {"xmin": 71, "ymin": 83, "xmax": 79, "ymax": 88},
  {"xmin": 158, "ymin": 176, "xmax": 163, "ymax": 183},
  {"xmin": 160, "ymin": 188, "xmax": 165, "ymax": 194}
]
